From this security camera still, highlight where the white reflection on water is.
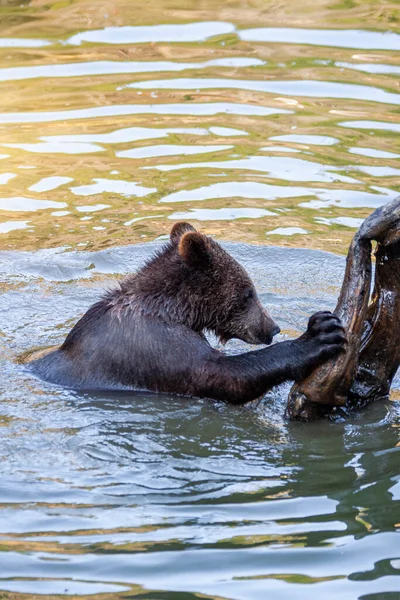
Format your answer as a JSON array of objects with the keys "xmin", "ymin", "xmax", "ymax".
[
  {"xmin": 0, "ymin": 581, "xmax": 129, "ymax": 596},
  {"xmin": 67, "ymin": 21, "xmax": 236, "ymax": 45},
  {"xmin": 75, "ymin": 204, "xmax": 110, "ymax": 212},
  {"xmin": 160, "ymin": 182, "xmax": 317, "ymax": 203},
  {"xmin": 159, "ymin": 181, "xmax": 399, "ymax": 215},
  {"xmin": 238, "ymin": 27, "xmax": 400, "ymax": 50},
  {"xmin": 0, "ymin": 198, "xmax": 66, "ymax": 211},
  {"xmin": 299, "ymin": 186, "xmax": 397, "ymax": 209},
  {"xmin": 349, "ymin": 147, "xmax": 400, "ymax": 159},
  {"xmin": 0, "ymin": 221, "xmax": 31, "ymax": 233},
  {"xmin": 260, "ymin": 146, "xmax": 301, "ymax": 153},
  {"xmin": 70, "ymin": 179, "xmax": 157, "ymax": 197},
  {"xmin": 315, "ymin": 216, "xmax": 365, "ymax": 228},
  {"xmin": 0, "ymin": 103, "xmax": 290, "ymax": 124},
  {"xmin": 3, "ymin": 142, "xmax": 104, "ymax": 154},
  {"xmin": 132, "ymin": 78, "xmax": 400, "ymax": 105},
  {"xmin": 29, "ymin": 177, "xmax": 74, "ymax": 193},
  {"xmin": 389, "ymin": 481, "xmax": 400, "ymax": 501},
  {"xmin": 270, "ymin": 135, "xmax": 338, "ymax": 145},
  {"xmin": 0, "ymin": 38, "xmax": 51, "ymax": 48},
  {"xmin": 117, "ymin": 144, "xmax": 232, "ymax": 159},
  {"xmin": 340, "ymin": 120, "xmax": 400, "ymax": 132},
  {"xmin": 169, "ymin": 208, "xmax": 277, "ymax": 221},
  {"xmin": 160, "ymin": 184, "xmax": 395, "ymax": 211},
  {"xmin": 351, "ymin": 165, "xmax": 400, "ymax": 177},
  {"xmin": 209, "ymin": 127, "xmax": 248, "ymax": 136},
  {"xmin": 147, "ymin": 155, "xmax": 360, "ymax": 184},
  {"xmin": 124, "ymin": 214, "xmax": 164, "ymax": 226},
  {"xmin": 43, "ymin": 126, "xmax": 247, "ymax": 147},
  {"xmin": 0, "ymin": 173, "xmax": 16, "ymax": 185},
  {"xmin": 266, "ymin": 227, "xmax": 308, "ymax": 235},
  {"xmin": 336, "ymin": 62, "xmax": 400, "ymax": 75},
  {"xmin": 0, "ymin": 57, "xmax": 264, "ymax": 82},
  {"xmin": 45, "ymin": 127, "xmax": 210, "ymax": 144}
]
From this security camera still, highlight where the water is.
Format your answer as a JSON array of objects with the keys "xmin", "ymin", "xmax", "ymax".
[{"xmin": 0, "ymin": 1, "xmax": 400, "ymax": 598}]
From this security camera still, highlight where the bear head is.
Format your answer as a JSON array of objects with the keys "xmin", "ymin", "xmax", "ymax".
[{"xmin": 135, "ymin": 222, "xmax": 280, "ymax": 344}]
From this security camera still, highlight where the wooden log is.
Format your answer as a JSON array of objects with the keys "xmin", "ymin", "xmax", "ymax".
[
  {"xmin": 348, "ymin": 239, "xmax": 400, "ymax": 406},
  {"xmin": 286, "ymin": 196, "xmax": 400, "ymax": 420}
]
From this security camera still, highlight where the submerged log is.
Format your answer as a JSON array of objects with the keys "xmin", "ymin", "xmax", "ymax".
[
  {"xmin": 348, "ymin": 240, "xmax": 400, "ymax": 407},
  {"xmin": 286, "ymin": 196, "xmax": 400, "ymax": 420}
]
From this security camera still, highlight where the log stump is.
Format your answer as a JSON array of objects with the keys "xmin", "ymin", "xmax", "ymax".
[{"xmin": 286, "ymin": 196, "xmax": 400, "ymax": 420}]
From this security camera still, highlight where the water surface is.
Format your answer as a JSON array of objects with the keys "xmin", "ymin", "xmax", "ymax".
[
  {"xmin": 0, "ymin": 1, "xmax": 399, "ymax": 598},
  {"xmin": 1, "ymin": 241, "xmax": 400, "ymax": 599},
  {"xmin": 0, "ymin": 0, "xmax": 399, "ymax": 254}
]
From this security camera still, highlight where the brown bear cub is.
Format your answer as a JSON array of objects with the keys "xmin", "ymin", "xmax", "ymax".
[{"xmin": 30, "ymin": 222, "xmax": 345, "ymax": 404}]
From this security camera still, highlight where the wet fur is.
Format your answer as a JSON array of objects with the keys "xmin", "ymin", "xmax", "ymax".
[{"xmin": 30, "ymin": 223, "xmax": 345, "ymax": 404}]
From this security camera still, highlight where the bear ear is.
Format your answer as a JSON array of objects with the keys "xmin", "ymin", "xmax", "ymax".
[
  {"xmin": 170, "ymin": 221, "xmax": 197, "ymax": 243},
  {"xmin": 178, "ymin": 232, "xmax": 211, "ymax": 269}
]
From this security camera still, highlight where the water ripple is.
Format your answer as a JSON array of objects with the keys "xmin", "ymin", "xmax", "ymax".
[{"xmin": 131, "ymin": 77, "xmax": 400, "ymax": 105}]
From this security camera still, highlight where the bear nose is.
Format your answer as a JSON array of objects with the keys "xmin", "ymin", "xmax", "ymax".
[{"xmin": 272, "ymin": 324, "xmax": 281, "ymax": 336}]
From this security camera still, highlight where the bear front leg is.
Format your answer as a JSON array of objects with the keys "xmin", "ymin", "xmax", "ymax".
[{"xmin": 197, "ymin": 312, "xmax": 346, "ymax": 405}]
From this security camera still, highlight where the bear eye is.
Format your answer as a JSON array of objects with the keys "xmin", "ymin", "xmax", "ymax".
[{"xmin": 243, "ymin": 288, "xmax": 254, "ymax": 301}]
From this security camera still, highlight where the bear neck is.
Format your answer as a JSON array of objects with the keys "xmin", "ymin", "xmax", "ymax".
[{"xmin": 113, "ymin": 247, "xmax": 219, "ymax": 334}]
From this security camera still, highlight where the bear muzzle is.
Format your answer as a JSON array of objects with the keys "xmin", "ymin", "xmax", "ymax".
[
  {"xmin": 238, "ymin": 311, "xmax": 281, "ymax": 346},
  {"xmin": 246, "ymin": 325, "xmax": 280, "ymax": 346},
  {"xmin": 218, "ymin": 302, "xmax": 280, "ymax": 346}
]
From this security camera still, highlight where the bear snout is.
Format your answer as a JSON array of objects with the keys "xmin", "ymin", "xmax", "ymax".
[
  {"xmin": 260, "ymin": 307, "xmax": 280, "ymax": 342},
  {"xmin": 256, "ymin": 325, "xmax": 280, "ymax": 346},
  {"xmin": 272, "ymin": 324, "xmax": 281, "ymax": 337},
  {"xmin": 261, "ymin": 313, "xmax": 281, "ymax": 343},
  {"xmin": 240, "ymin": 314, "xmax": 280, "ymax": 346}
]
